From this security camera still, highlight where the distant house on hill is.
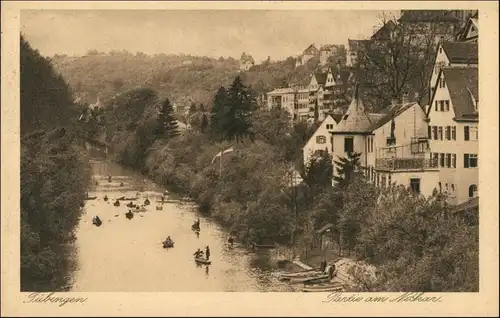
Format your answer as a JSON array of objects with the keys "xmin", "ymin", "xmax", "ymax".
[
  {"xmin": 239, "ymin": 52, "xmax": 255, "ymax": 71},
  {"xmin": 296, "ymin": 44, "xmax": 320, "ymax": 67},
  {"xmin": 319, "ymin": 44, "xmax": 346, "ymax": 66}
]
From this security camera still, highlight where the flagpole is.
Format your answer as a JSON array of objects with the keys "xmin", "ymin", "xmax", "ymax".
[{"xmin": 219, "ymin": 149, "xmax": 223, "ymax": 178}]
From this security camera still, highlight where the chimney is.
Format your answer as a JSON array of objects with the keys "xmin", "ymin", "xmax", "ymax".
[{"xmin": 391, "ymin": 95, "xmax": 400, "ymax": 108}]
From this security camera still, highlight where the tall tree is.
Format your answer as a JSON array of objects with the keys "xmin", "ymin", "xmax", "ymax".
[
  {"xmin": 155, "ymin": 98, "xmax": 180, "ymax": 139},
  {"xmin": 210, "ymin": 76, "xmax": 257, "ymax": 144},
  {"xmin": 333, "ymin": 151, "xmax": 362, "ymax": 188},
  {"xmin": 359, "ymin": 16, "xmax": 440, "ymax": 111}
]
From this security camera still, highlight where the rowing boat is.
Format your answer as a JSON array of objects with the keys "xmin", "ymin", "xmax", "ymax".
[
  {"xmin": 121, "ymin": 197, "xmax": 138, "ymax": 201},
  {"xmin": 302, "ymin": 285, "xmax": 344, "ymax": 292},
  {"xmin": 194, "ymin": 258, "xmax": 211, "ymax": 265},
  {"xmin": 289, "ymin": 274, "xmax": 329, "ymax": 284},
  {"xmin": 85, "ymin": 196, "xmax": 97, "ymax": 200},
  {"xmin": 279, "ymin": 270, "xmax": 323, "ymax": 280},
  {"xmin": 163, "ymin": 241, "xmax": 174, "ymax": 248}
]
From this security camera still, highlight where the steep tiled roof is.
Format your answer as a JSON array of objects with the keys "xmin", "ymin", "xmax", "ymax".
[
  {"xmin": 452, "ymin": 196, "xmax": 479, "ymax": 214},
  {"xmin": 314, "ymin": 72, "xmax": 328, "ymax": 85},
  {"xmin": 441, "ymin": 67, "xmax": 478, "ymax": 120},
  {"xmin": 399, "ymin": 10, "xmax": 460, "ymax": 23},
  {"xmin": 370, "ymin": 102, "xmax": 418, "ymax": 131},
  {"xmin": 333, "ymin": 83, "xmax": 374, "ymax": 134},
  {"xmin": 303, "ymin": 44, "xmax": 319, "ymax": 55},
  {"xmin": 371, "ymin": 20, "xmax": 397, "ymax": 40},
  {"xmin": 441, "ymin": 42, "xmax": 478, "ymax": 64}
]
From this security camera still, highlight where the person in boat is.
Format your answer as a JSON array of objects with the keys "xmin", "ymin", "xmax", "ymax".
[
  {"xmin": 193, "ymin": 248, "xmax": 204, "ymax": 258},
  {"xmin": 120, "ymin": 182, "xmax": 124, "ymax": 187},
  {"xmin": 93, "ymin": 216, "xmax": 101, "ymax": 224},
  {"xmin": 228, "ymin": 236, "xmax": 234, "ymax": 247},
  {"xmin": 205, "ymin": 246, "xmax": 211, "ymax": 260},
  {"xmin": 144, "ymin": 198, "xmax": 150, "ymax": 205},
  {"xmin": 108, "ymin": 175, "xmax": 112, "ymax": 183},
  {"xmin": 165, "ymin": 236, "xmax": 172, "ymax": 243},
  {"xmin": 160, "ymin": 195, "xmax": 165, "ymax": 202},
  {"xmin": 104, "ymin": 195, "xmax": 108, "ymax": 201}
]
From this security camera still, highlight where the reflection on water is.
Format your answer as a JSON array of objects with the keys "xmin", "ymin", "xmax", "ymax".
[{"xmin": 70, "ymin": 159, "xmax": 295, "ymax": 292}]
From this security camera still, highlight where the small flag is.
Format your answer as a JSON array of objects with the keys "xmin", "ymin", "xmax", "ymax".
[{"xmin": 211, "ymin": 147, "xmax": 234, "ymax": 164}]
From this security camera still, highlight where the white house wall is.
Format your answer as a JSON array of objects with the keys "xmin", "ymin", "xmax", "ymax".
[
  {"xmin": 303, "ymin": 116, "xmax": 338, "ymax": 166},
  {"xmin": 428, "ymin": 72, "xmax": 479, "ymax": 204},
  {"xmin": 377, "ymin": 170, "xmax": 440, "ymax": 198}
]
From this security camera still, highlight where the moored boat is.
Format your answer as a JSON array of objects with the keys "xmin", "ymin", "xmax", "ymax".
[
  {"xmin": 85, "ymin": 196, "xmax": 97, "ymax": 200},
  {"xmin": 113, "ymin": 201, "xmax": 120, "ymax": 207},
  {"xmin": 302, "ymin": 285, "xmax": 344, "ymax": 292},
  {"xmin": 279, "ymin": 270, "xmax": 323, "ymax": 280},
  {"xmin": 194, "ymin": 258, "xmax": 211, "ymax": 265},
  {"xmin": 289, "ymin": 274, "xmax": 330, "ymax": 284},
  {"xmin": 123, "ymin": 197, "xmax": 138, "ymax": 201},
  {"xmin": 125, "ymin": 211, "xmax": 134, "ymax": 219}
]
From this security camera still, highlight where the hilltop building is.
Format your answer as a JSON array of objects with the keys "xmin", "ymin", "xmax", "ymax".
[
  {"xmin": 296, "ymin": 44, "xmax": 320, "ymax": 67},
  {"xmin": 239, "ymin": 52, "xmax": 255, "ymax": 71}
]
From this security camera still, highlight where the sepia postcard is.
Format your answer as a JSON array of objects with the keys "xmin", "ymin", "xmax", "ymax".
[{"xmin": 1, "ymin": 1, "xmax": 499, "ymax": 316}]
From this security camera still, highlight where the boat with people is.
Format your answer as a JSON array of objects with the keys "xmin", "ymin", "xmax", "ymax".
[
  {"xmin": 163, "ymin": 237, "xmax": 174, "ymax": 248},
  {"xmin": 194, "ymin": 258, "xmax": 211, "ymax": 265},
  {"xmin": 113, "ymin": 200, "xmax": 120, "ymax": 207},
  {"xmin": 135, "ymin": 206, "xmax": 147, "ymax": 213},
  {"xmin": 156, "ymin": 205, "xmax": 163, "ymax": 211},
  {"xmin": 103, "ymin": 195, "xmax": 109, "ymax": 202},
  {"xmin": 191, "ymin": 218, "xmax": 200, "ymax": 231},
  {"xmin": 92, "ymin": 216, "xmax": 102, "ymax": 227},
  {"xmin": 126, "ymin": 201, "xmax": 136, "ymax": 208},
  {"xmin": 125, "ymin": 211, "xmax": 134, "ymax": 219}
]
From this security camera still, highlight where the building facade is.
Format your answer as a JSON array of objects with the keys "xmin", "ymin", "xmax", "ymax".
[
  {"xmin": 427, "ymin": 67, "xmax": 478, "ymax": 205},
  {"xmin": 303, "ymin": 114, "xmax": 341, "ymax": 166}
]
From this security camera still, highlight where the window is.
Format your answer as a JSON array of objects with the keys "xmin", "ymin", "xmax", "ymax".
[
  {"xmin": 470, "ymin": 126, "xmax": 478, "ymax": 140},
  {"xmin": 445, "ymin": 126, "xmax": 450, "ymax": 140},
  {"xmin": 330, "ymin": 136, "xmax": 334, "ymax": 151},
  {"xmin": 469, "ymin": 184, "xmax": 478, "ymax": 198},
  {"xmin": 452, "ymin": 154, "xmax": 456, "ymax": 168},
  {"xmin": 431, "ymin": 153, "xmax": 437, "ymax": 166},
  {"xmin": 381, "ymin": 175, "xmax": 387, "ymax": 188},
  {"xmin": 445, "ymin": 183, "xmax": 449, "ymax": 192},
  {"xmin": 440, "ymin": 153, "xmax": 445, "ymax": 167},
  {"xmin": 445, "ymin": 100, "xmax": 450, "ymax": 111},
  {"xmin": 438, "ymin": 126, "xmax": 443, "ymax": 140},
  {"xmin": 464, "ymin": 154, "xmax": 478, "ymax": 168},
  {"xmin": 452, "ymin": 126, "xmax": 456, "ymax": 140},
  {"xmin": 438, "ymin": 182, "xmax": 442, "ymax": 193},
  {"xmin": 433, "ymin": 126, "xmax": 438, "ymax": 139},
  {"xmin": 344, "ymin": 137, "xmax": 354, "ymax": 153},
  {"xmin": 440, "ymin": 100, "xmax": 444, "ymax": 111},
  {"xmin": 428, "ymin": 126, "xmax": 432, "ymax": 139},
  {"xmin": 464, "ymin": 126, "xmax": 470, "ymax": 140},
  {"xmin": 410, "ymin": 178, "xmax": 421, "ymax": 194},
  {"xmin": 446, "ymin": 153, "xmax": 451, "ymax": 168},
  {"xmin": 388, "ymin": 175, "xmax": 392, "ymax": 186},
  {"xmin": 451, "ymin": 184, "xmax": 455, "ymax": 192},
  {"xmin": 316, "ymin": 135, "xmax": 327, "ymax": 144},
  {"xmin": 435, "ymin": 100, "xmax": 438, "ymax": 111},
  {"xmin": 370, "ymin": 137, "xmax": 374, "ymax": 153}
]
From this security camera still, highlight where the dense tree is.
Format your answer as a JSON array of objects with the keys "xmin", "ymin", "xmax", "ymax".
[
  {"xmin": 359, "ymin": 16, "xmax": 440, "ymax": 110},
  {"xmin": 333, "ymin": 151, "xmax": 362, "ymax": 188},
  {"xmin": 155, "ymin": 98, "xmax": 180, "ymax": 140},
  {"xmin": 210, "ymin": 76, "xmax": 256, "ymax": 144},
  {"xmin": 20, "ymin": 36, "xmax": 92, "ymax": 291},
  {"xmin": 20, "ymin": 35, "xmax": 77, "ymax": 134}
]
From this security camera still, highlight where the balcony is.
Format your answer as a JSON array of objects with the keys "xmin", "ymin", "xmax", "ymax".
[{"xmin": 375, "ymin": 157, "xmax": 438, "ymax": 171}]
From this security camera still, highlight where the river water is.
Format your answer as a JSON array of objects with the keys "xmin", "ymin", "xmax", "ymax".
[{"xmin": 70, "ymin": 159, "xmax": 296, "ymax": 292}]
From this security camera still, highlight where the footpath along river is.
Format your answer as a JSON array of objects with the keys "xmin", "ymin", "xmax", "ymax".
[{"xmin": 70, "ymin": 159, "xmax": 296, "ymax": 292}]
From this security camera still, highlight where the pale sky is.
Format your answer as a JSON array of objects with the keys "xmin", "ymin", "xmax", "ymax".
[{"xmin": 21, "ymin": 10, "xmax": 400, "ymax": 62}]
